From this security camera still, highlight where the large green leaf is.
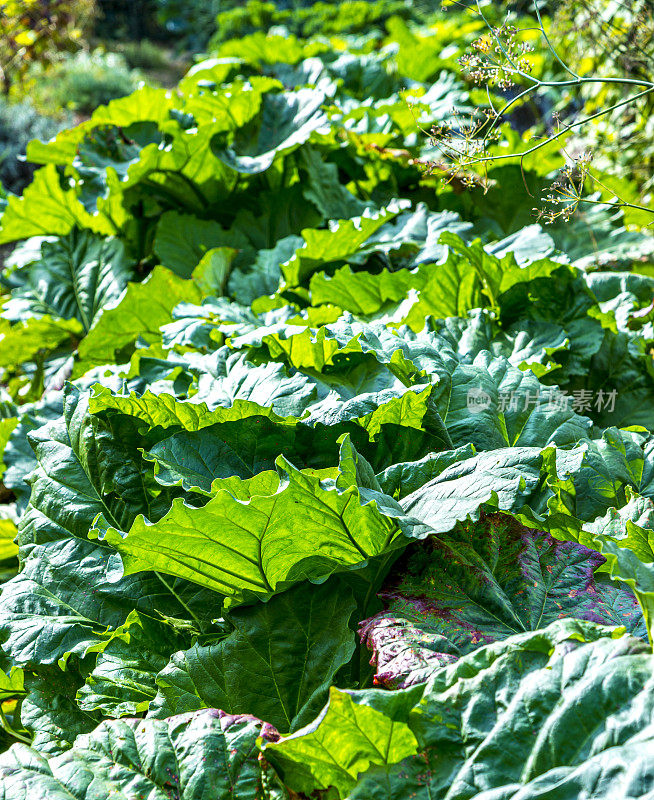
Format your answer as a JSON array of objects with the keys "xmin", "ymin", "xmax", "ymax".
[
  {"xmin": 298, "ymin": 146, "xmax": 369, "ymax": 220},
  {"xmin": 397, "ymin": 446, "xmax": 547, "ymax": 536},
  {"xmin": 586, "ymin": 270, "xmax": 654, "ymax": 338},
  {"xmin": 228, "ymin": 317, "xmax": 425, "ymax": 385},
  {"xmin": 92, "ymin": 437, "xmax": 404, "ymax": 605},
  {"xmin": 153, "ymin": 212, "xmax": 252, "ymax": 278},
  {"xmin": 1, "ymin": 395, "xmax": 62, "ymax": 510},
  {"xmin": 0, "ymin": 710, "xmax": 282, "ymax": 799},
  {"xmin": 182, "ymin": 77, "xmax": 282, "ymax": 128},
  {"xmin": 228, "ymin": 234, "xmax": 302, "ymax": 303},
  {"xmin": 143, "ymin": 414, "xmax": 344, "ymax": 494},
  {"xmin": 387, "ymin": 628, "xmax": 654, "ymax": 800},
  {"xmin": 433, "ymin": 311, "xmax": 569, "ymax": 377},
  {"xmin": 141, "ymin": 384, "xmax": 443, "ymax": 494},
  {"xmin": 0, "ymin": 165, "xmax": 114, "ymax": 245},
  {"xmin": 427, "ymin": 351, "xmax": 592, "ymax": 451},
  {"xmin": 89, "ymin": 386, "xmax": 296, "ymax": 433},
  {"xmin": 353, "ymin": 203, "xmax": 474, "ymax": 268},
  {"xmin": 0, "ymin": 536, "xmax": 215, "ymax": 670},
  {"xmin": 0, "ymin": 387, "xmax": 216, "ymax": 667},
  {"xmin": 231, "ymin": 320, "xmax": 382, "ymax": 374},
  {"xmin": 310, "ymin": 262, "xmax": 425, "ymax": 316},
  {"xmin": 383, "ymin": 235, "xmax": 562, "ymax": 329},
  {"xmin": 20, "ymin": 666, "xmax": 101, "ymax": 756},
  {"xmin": 266, "ymin": 621, "xmax": 654, "ymax": 799},
  {"xmin": 239, "ymin": 320, "xmax": 589, "ymax": 450},
  {"xmin": 0, "ymin": 316, "xmax": 83, "ymax": 370},
  {"xmin": 264, "ymin": 684, "xmax": 421, "ymax": 796},
  {"xmin": 2, "ymin": 231, "xmax": 134, "ymax": 333},
  {"xmin": 92, "ymin": 81, "xmax": 277, "ymax": 217},
  {"xmin": 144, "ymin": 421, "xmax": 300, "ymax": 494},
  {"xmin": 76, "ymin": 610, "xmax": 189, "ymax": 718},
  {"xmin": 25, "ymin": 86, "xmax": 178, "ymax": 166},
  {"xmin": 377, "ymin": 444, "xmax": 476, "ymax": 499},
  {"xmin": 361, "ymin": 513, "xmax": 645, "ymax": 688},
  {"xmin": 280, "ymin": 201, "xmax": 409, "ymax": 287},
  {"xmin": 213, "ymin": 88, "xmax": 328, "ymax": 174},
  {"xmin": 150, "ymin": 578, "xmax": 356, "ymax": 732},
  {"xmin": 19, "ymin": 386, "xmax": 154, "ymax": 545},
  {"xmin": 75, "ymin": 266, "xmax": 202, "ymax": 375},
  {"xmin": 217, "ymin": 31, "xmax": 329, "ymax": 67},
  {"xmin": 552, "ymin": 204, "xmax": 654, "ymax": 269},
  {"xmin": 307, "ymin": 228, "xmax": 554, "ymax": 320},
  {"xmin": 173, "ymin": 354, "xmax": 320, "ymax": 418},
  {"xmin": 543, "ymin": 428, "xmax": 654, "ymax": 523},
  {"xmin": 117, "ymin": 122, "xmax": 236, "ymax": 212},
  {"xmin": 498, "ymin": 264, "xmax": 605, "ymax": 382}
]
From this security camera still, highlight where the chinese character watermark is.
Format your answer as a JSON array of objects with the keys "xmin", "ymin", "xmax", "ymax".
[{"xmin": 466, "ymin": 388, "xmax": 617, "ymax": 415}]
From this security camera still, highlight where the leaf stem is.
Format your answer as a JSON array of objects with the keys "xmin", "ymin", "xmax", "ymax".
[
  {"xmin": 154, "ymin": 571, "xmax": 206, "ymax": 634},
  {"xmin": 0, "ymin": 705, "xmax": 31, "ymax": 745}
]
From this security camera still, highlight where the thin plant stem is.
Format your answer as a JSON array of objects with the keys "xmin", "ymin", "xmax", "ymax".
[
  {"xmin": 0, "ymin": 706, "xmax": 30, "ymax": 745},
  {"xmin": 154, "ymin": 571, "xmax": 206, "ymax": 633},
  {"xmin": 532, "ymin": 0, "xmax": 580, "ymax": 80},
  {"xmin": 465, "ymin": 88, "xmax": 654, "ymax": 166}
]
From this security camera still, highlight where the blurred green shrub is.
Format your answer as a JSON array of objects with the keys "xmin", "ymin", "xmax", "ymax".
[
  {"xmin": 111, "ymin": 39, "xmax": 172, "ymax": 71},
  {"xmin": 156, "ymin": 0, "xmax": 222, "ymax": 50},
  {"xmin": 29, "ymin": 49, "xmax": 143, "ymax": 115},
  {"xmin": 209, "ymin": 0, "xmax": 422, "ymax": 48},
  {"xmin": 0, "ymin": 98, "xmax": 65, "ymax": 194}
]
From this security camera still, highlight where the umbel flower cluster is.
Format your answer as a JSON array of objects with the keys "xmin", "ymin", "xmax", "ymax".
[
  {"xmin": 420, "ymin": 4, "xmax": 653, "ymax": 224},
  {"xmin": 535, "ymin": 148, "xmax": 595, "ymax": 223},
  {"xmin": 459, "ymin": 24, "xmax": 534, "ymax": 91}
]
